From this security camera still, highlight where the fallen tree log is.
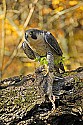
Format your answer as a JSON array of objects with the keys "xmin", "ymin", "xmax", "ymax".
[{"xmin": 0, "ymin": 67, "xmax": 83, "ymax": 125}]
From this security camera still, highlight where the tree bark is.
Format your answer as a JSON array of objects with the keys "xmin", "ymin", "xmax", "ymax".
[{"xmin": 0, "ymin": 67, "xmax": 83, "ymax": 125}]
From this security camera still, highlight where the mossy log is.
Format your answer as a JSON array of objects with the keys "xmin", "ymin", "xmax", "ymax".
[{"xmin": 0, "ymin": 67, "xmax": 83, "ymax": 125}]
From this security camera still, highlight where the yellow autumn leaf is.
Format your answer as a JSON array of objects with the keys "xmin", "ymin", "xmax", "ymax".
[
  {"xmin": 12, "ymin": 31, "xmax": 18, "ymax": 38},
  {"xmin": 59, "ymin": 0, "xmax": 65, "ymax": 1},
  {"xmin": 79, "ymin": 6, "xmax": 83, "ymax": 10},
  {"xmin": 69, "ymin": 1, "xmax": 78, "ymax": 6},
  {"xmin": 6, "ymin": 29, "xmax": 12, "ymax": 35},
  {"xmin": 52, "ymin": 0, "xmax": 60, "ymax": 5},
  {"xmin": 55, "ymin": 6, "xmax": 64, "ymax": 12}
]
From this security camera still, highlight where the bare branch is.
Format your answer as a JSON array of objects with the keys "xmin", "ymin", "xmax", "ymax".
[{"xmin": 24, "ymin": 0, "xmax": 39, "ymax": 28}]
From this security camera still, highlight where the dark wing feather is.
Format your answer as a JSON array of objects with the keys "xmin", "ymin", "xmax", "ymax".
[
  {"xmin": 22, "ymin": 41, "xmax": 36, "ymax": 59},
  {"xmin": 44, "ymin": 32, "xmax": 63, "ymax": 56}
]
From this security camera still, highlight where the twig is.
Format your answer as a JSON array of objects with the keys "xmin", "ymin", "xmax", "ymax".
[
  {"xmin": 24, "ymin": 0, "xmax": 39, "ymax": 28},
  {"xmin": 24, "ymin": 5, "xmax": 34, "ymax": 28},
  {"xmin": 7, "ymin": 9, "xmax": 20, "ymax": 13}
]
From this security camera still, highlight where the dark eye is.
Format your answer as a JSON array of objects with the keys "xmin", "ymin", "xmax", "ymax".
[{"xmin": 30, "ymin": 31, "xmax": 37, "ymax": 39}]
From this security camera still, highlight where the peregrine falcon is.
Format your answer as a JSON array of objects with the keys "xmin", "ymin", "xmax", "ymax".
[
  {"xmin": 22, "ymin": 29, "xmax": 65, "ymax": 73},
  {"xmin": 22, "ymin": 29, "xmax": 65, "ymax": 110}
]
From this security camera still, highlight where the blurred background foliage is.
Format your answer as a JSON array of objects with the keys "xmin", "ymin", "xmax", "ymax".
[{"xmin": 0, "ymin": 0, "xmax": 83, "ymax": 79}]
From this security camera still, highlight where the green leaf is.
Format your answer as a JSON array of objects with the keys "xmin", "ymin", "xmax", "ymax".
[{"xmin": 40, "ymin": 57, "xmax": 48, "ymax": 65}]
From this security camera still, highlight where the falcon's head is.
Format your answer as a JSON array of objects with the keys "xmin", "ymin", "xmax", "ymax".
[{"xmin": 25, "ymin": 29, "xmax": 45, "ymax": 43}]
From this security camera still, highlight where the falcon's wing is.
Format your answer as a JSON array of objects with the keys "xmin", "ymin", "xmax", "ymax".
[
  {"xmin": 22, "ymin": 41, "xmax": 41, "ymax": 60},
  {"xmin": 44, "ymin": 32, "xmax": 63, "ymax": 56},
  {"xmin": 22, "ymin": 41, "xmax": 36, "ymax": 59}
]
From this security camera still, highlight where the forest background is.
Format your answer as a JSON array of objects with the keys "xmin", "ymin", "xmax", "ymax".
[{"xmin": 0, "ymin": 0, "xmax": 83, "ymax": 79}]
